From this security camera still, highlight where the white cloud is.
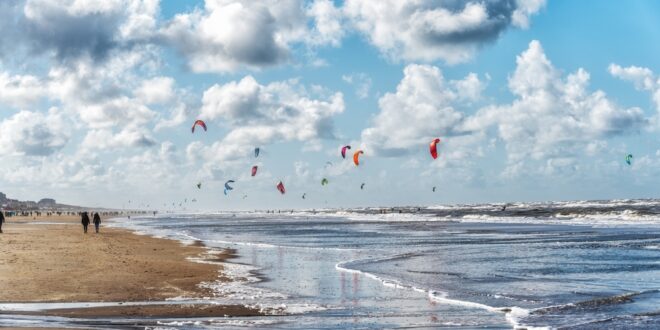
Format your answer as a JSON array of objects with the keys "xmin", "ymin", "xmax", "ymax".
[
  {"xmin": 342, "ymin": 73, "xmax": 372, "ymax": 99},
  {"xmin": 201, "ymin": 76, "xmax": 344, "ymax": 144},
  {"xmin": 43, "ymin": 48, "xmax": 188, "ymax": 142},
  {"xmin": 511, "ymin": 0, "xmax": 546, "ymax": 28},
  {"xmin": 360, "ymin": 64, "xmax": 478, "ymax": 156},
  {"xmin": 21, "ymin": 0, "xmax": 159, "ymax": 61},
  {"xmin": 451, "ymin": 72, "xmax": 486, "ymax": 102},
  {"xmin": 154, "ymin": 102, "xmax": 188, "ymax": 131},
  {"xmin": 344, "ymin": 0, "xmax": 545, "ymax": 63},
  {"xmin": 113, "ymin": 141, "xmax": 184, "ymax": 187},
  {"xmin": 161, "ymin": 1, "xmax": 289, "ymax": 73},
  {"xmin": 77, "ymin": 96, "xmax": 156, "ymax": 129},
  {"xmin": 161, "ymin": 0, "xmax": 343, "ymax": 73},
  {"xmin": 0, "ymin": 108, "xmax": 70, "ymax": 156},
  {"xmin": 194, "ymin": 76, "xmax": 344, "ymax": 174},
  {"xmin": 307, "ymin": 0, "xmax": 345, "ymax": 47},
  {"xmin": 465, "ymin": 41, "xmax": 646, "ymax": 175},
  {"xmin": 135, "ymin": 76, "xmax": 175, "ymax": 104},
  {"xmin": 81, "ymin": 128, "xmax": 156, "ymax": 150},
  {"xmin": 0, "ymin": 153, "xmax": 107, "ymax": 188},
  {"xmin": 609, "ymin": 63, "xmax": 660, "ymax": 112},
  {"xmin": 0, "ymin": 72, "xmax": 48, "ymax": 109}
]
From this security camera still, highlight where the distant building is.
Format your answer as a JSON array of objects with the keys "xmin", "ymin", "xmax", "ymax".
[{"xmin": 38, "ymin": 198, "xmax": 57, "ymax": 207}]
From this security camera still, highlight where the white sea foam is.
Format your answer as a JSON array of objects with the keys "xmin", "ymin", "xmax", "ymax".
[
  {"xmin": 110, "ymin": 218, "xmax": 327, "ymax": 316},
  {"xmin": 336, "ymin": 256, "xmax": 547, "ymax": 330},
  {"xmin": 157, "ymin": 319, "xmax": 281, "ymax": 327}
]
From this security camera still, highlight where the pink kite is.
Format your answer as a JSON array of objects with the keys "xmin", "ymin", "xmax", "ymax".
[
  {"xmin": 276, "ymin": 181, "xmax": 286, "ymax": 194},
  {"xmin": 429, "ymin": 138, "xmax": 441, "ymax": 160},
  {"xmin": 341, "ymin": 145, "xmax": 351, "ymax": 159},
  {"xmin": 191, "ymin": 120, "xmax": 207, "ymax": 133}
]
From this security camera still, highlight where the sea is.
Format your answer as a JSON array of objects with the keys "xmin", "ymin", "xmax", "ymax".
[{"xmin": 1, "ymin": 199, "xmax": 659, "ymax": 329}]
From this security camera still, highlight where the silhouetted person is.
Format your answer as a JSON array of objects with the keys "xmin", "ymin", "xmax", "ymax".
[
  {"xmin": 0, "ymin": 211, "xmax": 5, "ymax": 233},
  {"xmin": 81, "ymin": 212, "xmax": 90, "ymax": 233},
  {"xmin": 93, "ymin": 212, "xmax": 101, "ymax": 233}
]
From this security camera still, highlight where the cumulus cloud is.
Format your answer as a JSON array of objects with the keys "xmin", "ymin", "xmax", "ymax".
[
  {"xmin": 193, "ymin": 76, "xmax": 344, "ymax": 175},
  {"xmin": 113, "ymin": 141, "xmax": 184, "ymax": 187},
  {"xmin": 359, "ymin": 41, "xmax": 648, "ymax": 180},
  {"xmin": 0, "ymin": 153, "xmax": 107, "ymax": 188},
  {"xmin": 451, "ymin": 72, "xmax": 486, "ymax": 102},
  {"xmin": 81, "ymin": 128, "xmax": 156, "ymax": 150},
  {"xmin": 160, "ymin": 0, "xmax": 344, "ymax": 73},
  {"xmin": 135, "ymin": 76, "xmax": 175, "ymax": 104},
  {"xmin": 18, "ymin": 0, "xmax": 159, "ymax": 61},
  {"xmin": 465, "ymin": 41, "xmax": 646, "ymax": 174},
  {"xmin": 43, "ymin": 49, "xmax": 188, "ymax": 144},
  {"xmin": 201, "ymin": 76, "xmax": 344, "ymax": 144},
  {"xmin": 344, "ymin": 0, "xmax": 545, "ymax": 63},
  {"xmin": 307, "ymin": 0, "xmax": 345, "ymax": 47},
  {"xmin": 0, "ymin": 108, "xmax": 70, "ymax": 156},
  {"xmin": 609, "ymin": 63, "xmax": 660, "ymax": 112},
  {"xmin": 360, "ymin": 64, "xmax": 481, "ymax": 156},
  {"xmin": 0, "ymin": 72, "xmax": 48, "ymax": 108}
]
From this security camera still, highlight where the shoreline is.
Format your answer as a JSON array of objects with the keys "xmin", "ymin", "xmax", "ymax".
[{"xmin": 0, "ymin": 215, "xmax": 263, "ymax": 319}]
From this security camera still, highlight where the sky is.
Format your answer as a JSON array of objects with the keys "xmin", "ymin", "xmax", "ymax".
[{"xmin": 1, "ymin": 0, "xmax": 660, "ymax": 210}]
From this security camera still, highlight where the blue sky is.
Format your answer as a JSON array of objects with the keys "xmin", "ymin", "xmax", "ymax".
[{"xmin": 1, "ymin": 0, "xmax": 659, "ymax": 210}]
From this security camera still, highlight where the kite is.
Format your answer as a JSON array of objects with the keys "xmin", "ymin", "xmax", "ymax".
[
  {"xmin": 191, "ymin": 120, "xmax": 207, "ymax": 133},
  {"xmin": 430, "ymin": 138, "xmax": 441, "ymax": 160},
  {"xmin": 251, "ymin": 166, "xmax": 258, "ymax": 177},
  {"xmin": 224, "ymin": 180, "xmax": 235, "ymax": 191},
  {"xmin": 341, "ymin": 145, "xmax": 351, "ymax": 159},
  {"xmin": 360, "ymin": 183, "xmax": 365, "ymax": 190},
  {"xmin": 196, "ymin": 182, "xmax": 202, "ymax": 189},
  {"xmin": 276, "ymin": 181, "xmax": 286, "ymax": 194},
  {"xmin": 302, "ymin": 193, "xmax": 306, "ymax": 199},
  {"xmin": 625, "ymin": 154, "xmax": 633, "ymax": 165},
  {"xmin": 255, "ymin": 147, "xmax": 260, "ymax": 158},
  {"xmin": 321, "ymin": 178, "xmax": 329, "ymax": 186},
  {"xmin": 353, "ymin": 150, "xmax": 364, "ymax": 166},
  {"xmin": 432, "ymin": 186, "xmax": 436, "ymax": 192}
]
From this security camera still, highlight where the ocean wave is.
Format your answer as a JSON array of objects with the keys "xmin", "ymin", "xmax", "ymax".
[
  {"xmin": 335, "ymin": 255, "xmax": 538, "ymax": 329},
  {"xmin": 296, "ymin": 199, "xmax": 660, "ymax": 227}
]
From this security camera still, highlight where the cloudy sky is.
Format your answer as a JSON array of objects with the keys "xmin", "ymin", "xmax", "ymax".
[{"xmin": 1, "ymin": 0, "xmax": 659, "ymax": 210}]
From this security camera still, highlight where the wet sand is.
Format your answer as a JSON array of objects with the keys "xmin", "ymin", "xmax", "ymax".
[{"xmin": 0, "ymin": 215, "xmax": 261, "ymax": 318}]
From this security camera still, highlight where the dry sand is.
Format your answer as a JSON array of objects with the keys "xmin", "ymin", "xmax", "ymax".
[{"xmin": 0, "ymin": 215, "xmax": 262, "ymax": 319}]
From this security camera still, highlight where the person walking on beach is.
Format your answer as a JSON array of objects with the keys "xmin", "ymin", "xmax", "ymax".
[
  {"xmin": 93, "ymin": 212, "xmax": 101, "ymax": 233},
  {"xmin": 81, "ymin": 212, "xmax": 90, "ymax": 234},
  {"xmin": 0, "ymin": 211, "xmax": 5, "ymax": 233}
]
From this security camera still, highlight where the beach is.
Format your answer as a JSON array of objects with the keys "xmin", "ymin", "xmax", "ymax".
[
  {"xmin": 1, "ymin": 202, "xmax": 659, "ymax": 328},
  {"xmin": 0, "ymin": 215, "xmax": 262, "ymax": 320}
]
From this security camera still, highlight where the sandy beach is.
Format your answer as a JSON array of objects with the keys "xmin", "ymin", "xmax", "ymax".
[{"xmin": 0, "ymin": 215, "xmax": 262, "ymax": 319}]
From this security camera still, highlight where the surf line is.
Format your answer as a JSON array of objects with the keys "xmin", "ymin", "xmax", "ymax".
[{"xmin": 335, "ymin": 257, "xmax": 540, "ymax": 329}]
